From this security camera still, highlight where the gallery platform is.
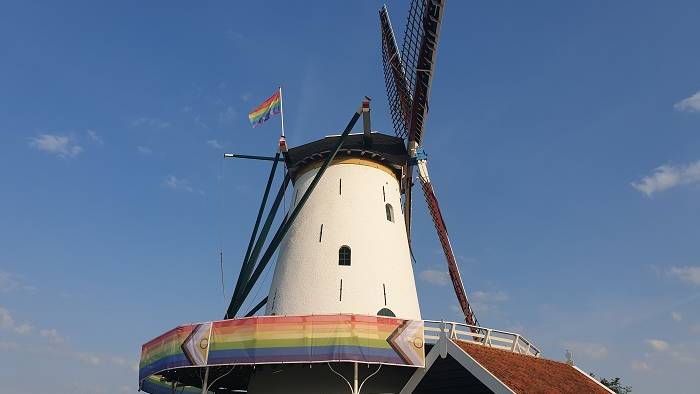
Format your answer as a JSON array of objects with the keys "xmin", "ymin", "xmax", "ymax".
[{"xmin": 138, "ymin": 315, "xmax": 610, "ymax": 393}]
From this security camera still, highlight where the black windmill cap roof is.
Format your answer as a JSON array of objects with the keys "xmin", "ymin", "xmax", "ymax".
[{"xmin": 284, "ymin": 132, "xmax": 407, "ymax": 180}]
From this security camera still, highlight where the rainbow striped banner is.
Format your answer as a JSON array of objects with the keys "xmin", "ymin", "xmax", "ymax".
[
  {"xmin": 139, "ymin": 325, "xmax": 197, "ymax": 381},
  {"xmin": 248, "ymin": 89, "xmax": 281, "ymax": 127},
  {"xmin": 139, "ymin": 314, "xmax": 424, "ymax": 384}
]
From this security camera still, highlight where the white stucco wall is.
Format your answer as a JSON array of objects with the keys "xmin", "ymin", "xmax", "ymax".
[{"xmin": 265, "ymin": 159, "xmax": 421, "ymax": 320}]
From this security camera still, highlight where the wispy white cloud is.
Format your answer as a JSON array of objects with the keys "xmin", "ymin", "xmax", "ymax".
[
  {"xmin": 631, "ymin": 360, "xmax": 651, "ymax": 371},
  {"xmin": 674, "ymin": 91, "xmax": 700, "ymax": 112},
  {"xmin": 0, "ymin": 271, "xmax": 35, "ymax": 293},
  {"xmin": 14, "ymin": 323, "xmax": 33, "ymax": 334},
  {"xmin": 644, "ymin": 338, "xmax": 698, "ymax": 364},
  {"xmin": 631, "ymin": 160, "xmax": 700, "ymax": 196},
  {"xmin": 646, "ymin": 339, "xmax": 670, "ymax": 351},
  {"xmin": 668, "ymin": 266, "xmax": 700, "ymax": 286},
  {"xmin": 194, "ymin": 115, "xmax": 209, "ymax": 129},
  {"xmin": 76, "ymin": 352, "xmax": 101, "ymax": 366},
  {"xmin": 109, "ymin": 356, "xmax": 129, "ymax": 367},
  {"xmin": 240, "ymin": 92, "xmax": 251, "ymax": 102},
  {"xmin": 471, "ymin": 290, "xmax": 509, "ymax": 303},
  {"xmin": 131, "ymin": 117, "xmax": 170, "ymax": 129},
  {"xmin": 40, "ymin": 328, "xmax": 65, "ymax": 344},
  {"xmin": 29, "ymin": 134, "xmax": 82, "ymax": 158},
  {"xmin": 419, "ymin": 269, "xmax": 450, "ymax": 286},
  {"xmin": 162, "ymin": 175, "xmax": 194, "ymax": 193},
  {"xmin": 207, "ymin": 139, "xmax": 223, "ymax": 149},
  {"xmin": 0, "ymin": 306, "xmax": 34, "ymax": 335},
  {"xmin": 563, "ymin": 341, "xmax": 608, "ymax": 360},
  {"xmin": 86, "ymin": 129, "xmax": 104, "ymax": 145},
  {"xmin": 0, "ymin": 307, "xmax": 60, "ymax": 339},
  {"xmin": 0, "ymin": 307, "xmax": 68, "ymax": 341},
  {"xmin": 136, "ymin": 146, "xmax": 152, "ymax": 155},
  {"xmin": 2, "ymin": 329, "xmax": 135, "ymax": 370},
  {"xmin": 468, "ymin": 290, "xmax": 509, "ymax": 314},
  {"xmin": 74, "ymin": 351, "xmax": 139, "ymax": 370},
  {"xmin": 671, "ymin": 311, "xmax": 683, "ymax": 322},
  {"xmin": 219, "ymin": 106, "xmax": 237, "ymax": 123},
  {"xmin": 0, "ymin": 305, "xmax": 137, "ymax": 391},
  {"xmin": 182, "ymin": 106, "xmax": 192, "ymax": 113}
]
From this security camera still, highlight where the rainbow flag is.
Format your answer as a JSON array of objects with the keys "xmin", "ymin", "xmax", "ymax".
[{"xmin": 248, "ymin": 89, "xmax": 281, "ymax": 127}]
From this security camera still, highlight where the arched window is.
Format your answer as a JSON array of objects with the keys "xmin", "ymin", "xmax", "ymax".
[
  {"xmin": 385, "ymin": 203, "xmax": 394, "ymax": 222},
  {"xmin": 377, "ymin": 308, "xmax": 396, "ymax": 317},
  {"xmin": 338, "ymin": 246, "xmax": 351, "ymax": 266}
]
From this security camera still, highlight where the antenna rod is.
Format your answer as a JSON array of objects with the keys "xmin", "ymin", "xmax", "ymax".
[
  {"xmin": 279, "ymin": 86, "xmax": 285, "ymax": 138},
  {"xmin": 223, "ymin": 153, "xmax": 283, "ymax": 162}
]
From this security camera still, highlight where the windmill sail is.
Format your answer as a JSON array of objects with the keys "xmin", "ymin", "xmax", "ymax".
[
  {"xmin": 380, "ymin": 5, "xmax": 412, "ymax": 140},
  {"xmin": 402, "ymin": 0, "xmax": 445, "ymax": 147},
  {"xmin": 380, "ymin": 0, "xmax": 478, "ymax": 326}
]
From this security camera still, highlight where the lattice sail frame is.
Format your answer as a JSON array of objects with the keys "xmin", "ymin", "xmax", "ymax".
[
  {"xmin": 381, "ymin": 0, "xmax": 444, "ymax": 146},
  {"xmin": 380, "ymin": 5, "xmax": 411, "ymax": 140},
  {"xmin": 379, "ymin": 0, "xmax": 478, "ymax": 326},
  {"xmin": 400, "ymin": 0, "xmax": 426, "ymax": 134},
  {"xmin": 403, "ymin": 0, "xmax": 444, "ymax": 146}
]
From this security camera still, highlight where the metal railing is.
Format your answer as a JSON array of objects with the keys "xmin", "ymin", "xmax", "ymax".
[{"xmin": 423, "ymin": 320, "xmax": 541, "ymax": 358}]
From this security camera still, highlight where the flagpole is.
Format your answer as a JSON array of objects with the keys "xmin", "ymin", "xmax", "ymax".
[{"xmin": 279, "ymin": 86, "xmax": 285, "ymax": 138}]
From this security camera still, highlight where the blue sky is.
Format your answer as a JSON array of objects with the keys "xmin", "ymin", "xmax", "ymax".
[{"xmin": 1, "ymin": 1, "xmax": 699, "ymax": 393}]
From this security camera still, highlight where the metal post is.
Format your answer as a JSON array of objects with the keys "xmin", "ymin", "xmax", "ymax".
[
  {"xmin": 353, "ymin": 362, "xmax": 359, "ymax": 394},
  {"xmin": 511, "ymin": 335, "xmax": 520, "ymax": 352},
  {"xmin": 279, "ymin": 86, "xmax": 285, "ymax": 137},
  {"xmin": 201, "ymin": 366, "xmax": 210, "ymax": 394},
  {"xmin": 223, "ymin": 153, "xmax": 282, "ymax": 161},
  {"xmin": 483, "ymin": 329, "xmax": 491, "ymax": 347}
]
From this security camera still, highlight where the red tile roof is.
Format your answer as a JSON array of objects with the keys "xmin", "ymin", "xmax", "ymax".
[{"xmin": 454, "ymin": 341, "xmax": 610, "ymax": 394}]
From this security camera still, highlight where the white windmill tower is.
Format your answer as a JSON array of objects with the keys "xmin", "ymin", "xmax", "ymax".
[{"xmin": 264, "ymin": 101, "xmax": 421, "ymax": 320}]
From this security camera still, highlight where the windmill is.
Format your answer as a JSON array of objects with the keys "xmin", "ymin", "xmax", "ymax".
[
  {"xmin": 380, "ymin": 0, "xmax": 478, "ymax": 326},
  {"xmin": 138, "ymin": 2, "xmax": 561, "ymax": 393}
]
